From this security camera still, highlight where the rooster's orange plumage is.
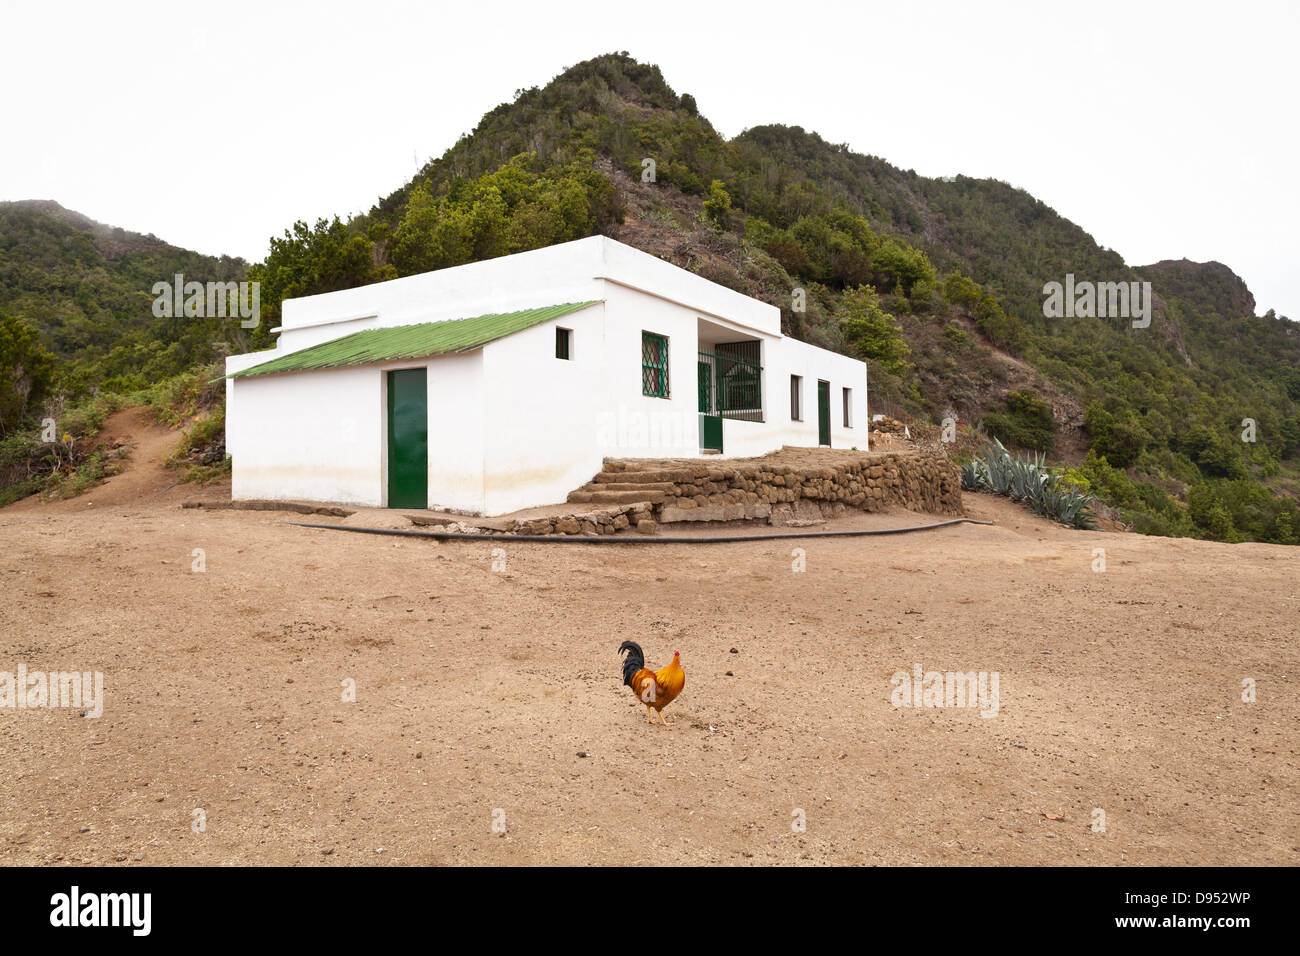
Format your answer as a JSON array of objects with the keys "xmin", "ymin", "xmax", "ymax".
[{"xmin": 618, "ymin": 641, "xmax": 684, "ymax": 726}]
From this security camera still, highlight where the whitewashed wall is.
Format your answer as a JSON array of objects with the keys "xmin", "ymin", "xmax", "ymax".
[
  {"xmin": 589, "ymin": 281, "xmax": 711, "ymax": 461},
  {"xmin": 425, "ymin": 351, "xmax": 485, "ymax": 512},
  {"xmin": 227, "ymin": 364, "xmax": 386, "ymax": 506},
  {"xmin": 478, "ymin": 303, "xmax": 607, "ymax": 515}
]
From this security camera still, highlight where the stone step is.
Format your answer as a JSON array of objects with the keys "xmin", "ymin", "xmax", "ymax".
[
  {"xmin": 577, "ymin": 480, "xmax": 675, "ymax": 494},
  {"xmin": 588, "ymin": 491, "xmax": 664, "ymax": 505},
  {"xmin": 568, "ymin": 489, "xmax": 663, "ymax": 505},
  {"xmin": 594, "ymin": 469, "xmax": 701, "ymax": 484},
  {"xmin": 660, "ymin": 501, "xmax": 772, "ymax": 523}
]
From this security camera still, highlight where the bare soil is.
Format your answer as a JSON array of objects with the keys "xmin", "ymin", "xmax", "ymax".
[{"xmin": 0, "ymin": 415, "xmax": 1295, "ymax": 866}]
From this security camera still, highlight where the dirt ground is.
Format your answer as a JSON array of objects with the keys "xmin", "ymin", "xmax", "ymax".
[{"xmin": 0, "ymin": 415, "xmax": 1296, "ymax": 866}]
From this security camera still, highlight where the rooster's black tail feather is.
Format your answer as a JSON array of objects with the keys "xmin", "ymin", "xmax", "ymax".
[{"xmin": 618, "ymin": 641, "xmax": 644, "ymax": 688}]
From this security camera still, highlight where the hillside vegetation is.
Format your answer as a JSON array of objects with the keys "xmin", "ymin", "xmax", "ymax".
[
  {"xmin": 0, "ymin": 201, "xmax": 243, "ymax": 499},
  {"xmin": 3, "ymin": 54, "xmax": 1297, "ymax": 543}
]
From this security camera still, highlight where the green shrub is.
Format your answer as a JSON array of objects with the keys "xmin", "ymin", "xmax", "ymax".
[
  {"xmin": 942, "ymin": 272, "xmax": 983, "ymax": 311},
  {"xmin": 171, "ymin": 405, "xmax": 225, "ymax": 462},
  {"xmin": 981, "ymin": 389, "xmax": 1055, "ymax": 452},
  {"xmin": 942, "ymin": 324, "xmax": 967, "ymax": 348},
  {"xmin": 1075, "ymin": 450, "xmax": 1138, "ymax": 508},
  {"xmin": 1084, "ymin": 403, "xmax": 1146, "ymax": 468},
  {"xmin": 1178, "ymin": 424, "xmax": 1247, "ymax": 479},
  {"xmin": 973, "ymin": 295, "xmax": 1025, "ymax": 352},
  {"xmin": 181, "ymin": 459, "xmax": 231, "ymax": 484},
  {"xmin": 703, "ymin": 180, "xmax": 732, "ymax": 230},
  {"xmin": 57, "ymin": 453, "xmax": 106, "ymax": 499}
]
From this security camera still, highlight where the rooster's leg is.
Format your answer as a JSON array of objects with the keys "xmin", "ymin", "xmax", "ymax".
[
  {"xmin": 645, "ymin": 705, "xmax": 656, "ymax": 724},
  {"xmin": 657, "ymin": 710, "xmax": 671, "ymax": 727}
]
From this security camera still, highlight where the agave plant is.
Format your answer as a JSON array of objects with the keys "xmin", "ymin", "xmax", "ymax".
[
  {"xmin": 966, "ymin": 439, "xmax": 1097, "ymax": 529},
  {"xmin": 1036, "ymin": 483, "xmax": 1098, "ymax": 530},
  {"xmin": 978, "ymin": 439, "xmax": 1017, "ymax": 495},
  {"xmin": 960, "ymin": 459, "xmax": 987, "ymax": 491}
]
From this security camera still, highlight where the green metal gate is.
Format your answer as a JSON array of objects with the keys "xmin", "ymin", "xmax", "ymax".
[
  {"xmin": 697, "ymin": 343, "xmax": 764, "ymax": 453},
  {"xmin": 698, "ymin": 359, "xmax": 722, "ymax": 452},
  {"xmin": 387, "ymin": 368, "xmax": 428, "ymax": 509},
  {"xmin": 817, "ymin": 380, "xmax": 830, "ymax": 447}
]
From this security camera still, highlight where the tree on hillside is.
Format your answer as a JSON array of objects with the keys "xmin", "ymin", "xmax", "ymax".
[
  {"xmin": 246, "ymin": 217, "xmax": 393, "ymax": 350},
  {"xmin": 1084, "ymin": 403, "xmax": 1147, "ymax": 468},
  {"xmin": 0, "ymin": 313, "xmax": 56, "ymax": 435},
  {"xmin": 942, "ymin": 272, "xmax": 983, "ymax": 310},
  {"xmin": 703, "ymin": 179, "xmax": 732, "ymax": 230},
  {"xmin": 838, "ymin": 285, "xmax": 911, "ymax": 377},
  {"xmin": 391, "ymin": 156, "xmax": 621, "ymax": 277},
  {"xmin": 871, "ymin": 238, "xmax": 934, "ymax": 297},
  {"xmin": 982, "ymin": 389, "xmax": 1056, "ymax": 452}
]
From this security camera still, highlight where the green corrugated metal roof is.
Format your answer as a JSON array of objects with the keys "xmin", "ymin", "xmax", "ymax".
[{"xmin": 226, "ymin": 301, "xmax": 600, "ymax": 379}]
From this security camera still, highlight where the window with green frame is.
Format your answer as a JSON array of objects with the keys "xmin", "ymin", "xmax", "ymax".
[{"xmin": 641, "ymin": 331, "xmax": 669, "ymax": 397}]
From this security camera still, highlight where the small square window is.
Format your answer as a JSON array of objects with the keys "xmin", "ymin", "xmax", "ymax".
[
  {"xmin": 641, "ymin": 331, "xmax": 669, "ymax": 398},
  {"xmin": 556, "ymin": 327, "xmax": 572, "ymax": 360}
]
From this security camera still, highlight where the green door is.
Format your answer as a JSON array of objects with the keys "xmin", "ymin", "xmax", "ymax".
[
  {"xmin": 386, "ymin": 368, "xmax": 427, "ymax": 509},
  {"xmin": 698, "ymin": 359, "xmax": 722, "ymax": 451},
  {"xmin": 699, "ymin": 413, "xmax": 723, "ymax": 452},
  {"xmin": 817, "ymin": 380, "xmax": 830, "ymax": 447}
]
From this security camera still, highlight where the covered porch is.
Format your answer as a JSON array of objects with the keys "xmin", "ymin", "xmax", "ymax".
[{"xmin": 696, "ymin": 317, "xmax": 768, "ymax": 454}]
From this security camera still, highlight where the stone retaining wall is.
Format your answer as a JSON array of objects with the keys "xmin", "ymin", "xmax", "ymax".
[
  {"xmin": 435, "ymin": 504, "xmax": 658, "ymax": 537},
  {"xmin": 647, "ymin": 453, "xmax": 963, "ymax": 524}
]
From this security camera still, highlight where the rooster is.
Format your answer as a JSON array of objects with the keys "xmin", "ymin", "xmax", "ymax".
[{"xmin": 618, "ymin": 641, "xmax": 684, "ymax": 726}]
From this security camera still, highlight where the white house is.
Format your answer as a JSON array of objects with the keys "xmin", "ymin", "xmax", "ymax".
[{"xmin": 224, "ymin": 236, "xmax": 869, "ymax": 515}]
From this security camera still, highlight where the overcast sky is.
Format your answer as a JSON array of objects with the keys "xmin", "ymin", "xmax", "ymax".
[{"xmin": 3, "ymin": 0, "xmax": 1296, "ymax": 318}]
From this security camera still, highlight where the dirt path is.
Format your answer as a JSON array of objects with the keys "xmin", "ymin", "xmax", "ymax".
[
  {"xmin": 6, "ymin": 407, "xmax": 227, "ymax": 516},
  {"xmin": 0, "ymin": 487, "xmax": 1295, "ymax": 866}
]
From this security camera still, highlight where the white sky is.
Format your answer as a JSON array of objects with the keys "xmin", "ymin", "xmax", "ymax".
[{"xmin": 3, "ymin": 0, "xmax": 1296, "ymax": 318}]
